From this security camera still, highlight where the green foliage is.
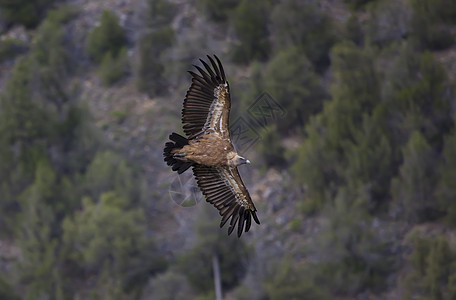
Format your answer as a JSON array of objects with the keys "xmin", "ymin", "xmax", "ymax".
[
  {"xmin": 178, "ymin": 205, "xmax": 251, "ymax": 294},
  {"xmin": 293, "ymin": 41, "xmax": 453, "ymax": 219},
  {"xmin": 437, "ymin": 121, "xmax": 456, "ymax": 226},
  {"xmin": 391, "ymin": 131, "xmax": 439, "ymax": 222},
  {"xmin": 0, "ymin": 6, "xmax": 156, "ymax": 297},
  {"xmin": 0, "ymin": 19, "xmax": 87, "ymax": 228},
  {"xmin": 341, "ymin": 107, "xmax": 395, "ymax": 211},
  {"xmin": 45, "ymin": 4, "xmax": 79, "ymax": 24},
  {"xmin": 15, "ymin": 159, "xmax": 62, "ymax": 299},
  {"xmin": 365, "ymin": 0, "xmax": 411, "ymax": 46},
  {"xmin": 86, "ymin": 10, "xmax": 127, "ymax": 63},
  {"xmin": 0, "ymin": 56, "xmax": 52, "ymax": 145},
  {"xmin": 312, "ymin": 193, "xmax": 396, "ymax": 294},
  {"xmin": 62, "ymin": 193, "xmax": 166, "ymax": 296},
  {"xmin": 180, "ymin": 240, "xmax": 249, "ymax": 293},
  {"xmin": 231, "ymin": 0, "xmax": 270, "ymax": 64},
  {"xmin": 2, "ymin": 1, "xmax": 456, "ymax": 299},
  {"xmin": 196, "ymin": 0, "xmax": 240, "ymax": 22},
  {"xmin": 140, "ymin": 270, "xmax": 194, "ymax": 300},
  {"xmin": 32, "ymin": 12, "xmax": 73, "ymax": 85},
  {"xmin": 135, "ymin": 0, "xmax": 175, "ymax": 95},
  {"xmin": 264, "ymin": 257, "xmax": 330, "ymax": 300},
  {"xmin": 292, "ymin": 114, "xmax": 337, "ymax": 213},
  {"xmin": 256, "ymin": 124, "xmax": 286, "ymax": 168},
  {"xmin": 111, "ymin": 109, "xmax": 128, "ymax": 124},
  {"xmin": 135, "ymin": 27, "xmax": 174, "ymax": 96},
  {"xmin": 410, "ymin": 0, "xmax": 456, "ymax": 50},
  {"xmin": 0, "ymin": 0, "xmax": 56, "ymax": 28},
  {"xmin": 292, "ymin": 42, "xmax": 380, "ymax": 209},
  {"xmin": 344, "ymin": 15, "xmax": 363, "ymax": 46},
  {"xmin": 263, "ymin": 46, "xmax": 326, "ymax": 135},
  {"xmin": 144, "ymin": 0, "xmax": 176, "ymax": 28},
  {"xmin": 0, "ymin": 275, "xmax": 19, "ymax": 300},
  {"xmin": 83, "ymin": 150, "xmax": 136, "ymax": 201},
  {"xmin": 270, "ymin": 0, "xmax": 336, "ymax": 70},
  {"xmin": 344, "ymin": 0, "xmax": 376, "ymax": 10},
  {"xmin": 403, "ymin": 232, "xmax": 456, "ymax": 300},
  {"xmin": 0, "ymin": 38, "xmax": 27, "ymax": 63},
  {"xmin": 98, "ymin": 47, "xmax": 129, "ymax": 86},
  {"xmin": 385, "ymin": 50, "xmax": 452, "ymax": 149}
]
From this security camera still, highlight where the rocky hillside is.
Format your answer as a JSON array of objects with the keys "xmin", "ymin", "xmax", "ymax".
[{"xmin": 1, "ymin": 0, "xmax": 456, "ymax": 299}]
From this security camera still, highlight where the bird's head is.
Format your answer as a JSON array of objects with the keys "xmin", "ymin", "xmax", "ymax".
[{"xmin": 229, "ymin": 153, "xmax": 250, "ymax": 167}]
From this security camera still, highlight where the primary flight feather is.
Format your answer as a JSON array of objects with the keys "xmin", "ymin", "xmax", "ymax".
[{"xmin": 163, "ymin": 55, "xmax": 260, "ymax": 237}]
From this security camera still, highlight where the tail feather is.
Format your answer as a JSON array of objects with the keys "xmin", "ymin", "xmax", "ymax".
[{"xmin": 163, "ymin": 133, "xmax": 193, "ymax": 174}]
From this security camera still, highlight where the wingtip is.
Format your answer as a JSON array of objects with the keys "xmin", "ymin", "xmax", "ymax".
[
  {"xmin": 252, "ymin": 210, "xmax": 260, "ymax": 225},
  {"xmin": 227, "ymin": 225, "xmax": 235, "ymax": 236}
]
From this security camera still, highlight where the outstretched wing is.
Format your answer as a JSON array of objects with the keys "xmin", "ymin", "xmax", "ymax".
[
  {"xmin": 193, "ymin": 165, "xmax": 260, "ymax": 237},
  {"xmin": 182, "ymin": 55, "xmax": 231, "ymax": 139}
]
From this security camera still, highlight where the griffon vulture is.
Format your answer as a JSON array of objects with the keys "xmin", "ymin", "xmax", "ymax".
[{"xmin": 163, "ymin": 55, "xmax": 260, "ymax": 237}]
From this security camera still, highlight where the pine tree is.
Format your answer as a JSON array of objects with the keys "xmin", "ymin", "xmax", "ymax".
[
  {"xmin": 264, "ymin": 257, "xmax": 329, "ymax": 300},
  {"xmin": 15, "ymin": 159, "xmax": 62, "ymax": 299},
  {"xmin": 292, "ymin": 42, "xmax": 380, "ymax": 210},
  {"xmin": 264, "ymin": 46, "xmax": 326, "ymax": 135},
  {"xmin": 232, "ymin": 0, "xmax": 270, "ymax": 63},
  {"xmin": 270, "ymin": 0, "xmax": 336, "ymax": 69},
  {"xmin": 86, "ymin": 10, "xmax": 127, "ymax": 63},
  {"xmin": 437, "ymin": 123, "xmax": 456, "ymax": 225},
  {"xmin": 391, "ymin": 131, "xmax": 439, "ymax": 222},
  {"xmin": 62, "ymin": 192, "xmax": 166, "ymax": 297}
]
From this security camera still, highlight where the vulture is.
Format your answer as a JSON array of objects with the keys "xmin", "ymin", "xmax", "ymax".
[{"xmin": 163, "ymin": 55, "xmax": 260, "ymax": 237}]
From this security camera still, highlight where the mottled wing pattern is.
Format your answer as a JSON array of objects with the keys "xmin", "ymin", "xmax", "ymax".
[
  {"xmin": 193, "ymin": 165, "xmax": 260, "ymax": 237},
  {"xmin": 182, "ymin": 55, "xmax": 231, "ymax": 139}
]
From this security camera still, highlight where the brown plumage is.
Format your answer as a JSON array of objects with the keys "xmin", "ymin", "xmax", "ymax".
[{"xmin": 163, "ymin": 55, "xmax": 260, "ymax": 237}]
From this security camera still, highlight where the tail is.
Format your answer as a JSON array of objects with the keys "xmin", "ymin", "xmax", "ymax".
[{"xmin": 163, "ymin": 133, "xmax": 193, "ymax": 174}]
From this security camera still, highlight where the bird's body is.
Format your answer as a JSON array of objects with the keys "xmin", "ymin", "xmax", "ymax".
[
  {"xmin": 163, "ymin": 55, "xmax": 260, "ymax": 237},
  {"xmin": 171, "ymin": 133, "xmax": 234, "ymax": 166}
]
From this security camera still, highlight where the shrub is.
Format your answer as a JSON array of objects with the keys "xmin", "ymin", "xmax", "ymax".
[
  {"xmin": 178, "ymin": 205, "xmax": 251, "ymax": 294},
  {"xmin": 436, "ymin": 120, "xmax": 456, "ymax": 226},
  {"xmin": 0, "ymin": 0, "xmax": 56, "ymax": 28},
  {"xmin": 291, "ymin": 42, "xmax": 381, "ymax": 210},
  {"xmin": 135, "ymin": 27, "xmax": 174, "ymax": 96},
  {"xmin": 410, "ymin": 0, "xmax": 456, "ymax": 50},
  {"xmin": 0, "ymin": 275, "xmax": 19, "ymax": 300},
  {"xmin": 98, "ymin": 47, "xmax": 129, "ymax": 86},
  {"xmin": 270, "ymin": 0, "xmax": 336, "ymax": 70},
  {"xmin": 196, "ymin": 0, "xmax": 240, "ymax": 22},
  {"xmin": 144, "ymin": 0, "xmax": 176, "ymax": 28},
  {"xmin": 402, "ymin": 232, "xmax": 456, "ymax": 299},
  {"xmin": 391, "ymin": 131, "xmax": 439, "ymax": 223},
  {"xmin": 313, "ymin": 195, "xmax": 396, "ymax": 294},
  {"xmin": 46, "ymin": 4, "xmax": 79, "ymax": 24},
  {"xmin": 62, "ymin": 193, "xmax": 166, "ymax": 295},
  {"xmin": 263, "ymin": 47, "xmax": 326, "ymax": 135},
  {"xmin": 365, "ymin": 0, "xmax": 411, "ymax": 46},
  {"xmin": 256, "ymin": 124, "xmax": 286, "ymax": 168},
  {"xmin": 264, "ymin": 257, "xmax": 329, "ymax": 300},
  {"xmin": 344, "ymin": 15, "xmax": 363, "ymax": 46},
  {"xmin": 0, "ymin": 39, "xmax": 27, "ymax": 63},
  {"xmin": 86, "ymin": 10, "xmax": 127, "ymax": 63},
  {"xmin": 231, "ymin": 0, "xmax": 270, "ymax": 64},
  {"xmin": 343, "ymin": 0, "xmax": 375, "ymax": 10}
]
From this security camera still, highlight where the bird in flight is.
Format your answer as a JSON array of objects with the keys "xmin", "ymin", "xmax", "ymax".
[{"xmin": 163, "ymin": 55, "xmax": 260, "ymax": 237}]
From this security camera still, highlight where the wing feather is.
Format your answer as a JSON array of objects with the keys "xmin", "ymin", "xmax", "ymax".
[
  {"xmin": 214, "ymin": 55, "xmax": 226, "ymax": 82},
  {"xmin": 182, "ymin": 55, "xmax": 231, "ymax": 139},
  {"xmin": 193, "ymin": 165, "xmax": 259, "ymax": 237}
]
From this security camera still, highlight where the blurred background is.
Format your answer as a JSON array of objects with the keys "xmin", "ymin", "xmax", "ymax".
[{"xmin": 0, "ymin": 0, "xmax": 456, "ymax": 299}]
